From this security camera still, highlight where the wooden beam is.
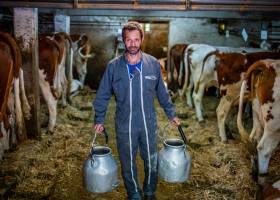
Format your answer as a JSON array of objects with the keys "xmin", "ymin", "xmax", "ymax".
[
  {"xmin": 39, "ymin": 9, "xmax": 280, "ymax": 20},
  {"xmin": 76, "ymin": 3, "xmax": 186, "ymax": 10},
  {"xmin": 1, "ymin": 2, "xmax": 73, "ymax": 9},
  {"xmin": 1, "ymin": 0, "xmax": 280, "ymax": 12}
]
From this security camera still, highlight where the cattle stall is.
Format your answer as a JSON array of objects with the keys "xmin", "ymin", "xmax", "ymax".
[{"xmin": 0, "ymin": 1, "xmax": 280, "ymax": 199}]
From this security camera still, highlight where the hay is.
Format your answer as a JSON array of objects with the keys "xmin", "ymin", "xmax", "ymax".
[{"xmin": 2, "ymin": 89, "xmax": 280, "ymax": 199}]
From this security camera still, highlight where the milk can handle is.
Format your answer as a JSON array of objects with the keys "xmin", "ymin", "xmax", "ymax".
[
  {"xmin": 178, "ymin": 125, "xmax": 188, "ymax": 145},
  {"xmin": 112, "ymin": 180, "xmax": 120, "ymax": 188},
  {"xmin": 90, "ymin": 129, "xmax": 109, "ymax": 164},
  {"xmin": 91, "ymin": 129, "xmax": 109, "ymax": 148}
]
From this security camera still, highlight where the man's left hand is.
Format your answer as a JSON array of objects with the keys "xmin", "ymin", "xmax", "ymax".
[{"xmin": 170, "ymin": 117, "xmax": 180, "ymax": 126}]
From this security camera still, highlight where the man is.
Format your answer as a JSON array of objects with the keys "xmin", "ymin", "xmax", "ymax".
[{"xmin": 93, "ymin": 21, "xmax": 180, "ymax": 200}]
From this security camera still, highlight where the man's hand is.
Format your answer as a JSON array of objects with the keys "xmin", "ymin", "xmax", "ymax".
[
  {"xmin": 94, "ymin": 124, "xmax": 104, "ymax": 134},
  {"xmin": 170, "ymin": 117, "xmax": 180, "ymax": 126}
]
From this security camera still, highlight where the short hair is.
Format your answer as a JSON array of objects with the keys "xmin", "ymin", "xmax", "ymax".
[{"xmin": 122, "ymin": 21, "xmax": 144, "ymax": 41}]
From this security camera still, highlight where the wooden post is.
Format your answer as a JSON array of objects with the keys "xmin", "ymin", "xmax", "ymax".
[{"xmin": 13, "ymin": 8, "xmax": 41, "ymax": 139}]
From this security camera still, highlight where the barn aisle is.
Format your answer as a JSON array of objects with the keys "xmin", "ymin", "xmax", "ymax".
[{"xmin": 1, "ymin": 88, "xmax": 275, "ymax": 200}]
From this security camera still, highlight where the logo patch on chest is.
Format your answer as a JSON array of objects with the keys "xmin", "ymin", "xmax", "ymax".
[{"xmin": 144, "ymin": 75, "xmax": 157, "ymax": 80}]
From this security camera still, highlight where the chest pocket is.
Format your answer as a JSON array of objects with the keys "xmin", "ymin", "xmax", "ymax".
[{"xmin": 144, "ymin": 75, "xmax": 157, "ymax": 95}]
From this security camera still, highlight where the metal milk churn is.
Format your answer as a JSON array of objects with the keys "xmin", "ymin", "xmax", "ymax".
[
  {"xmin": 83, "ymin": 130, "xmax": 119, "ymax": 193},
  {"xmin": 158, "ymin": 125, "xmax": 191, "ymax": 183}
]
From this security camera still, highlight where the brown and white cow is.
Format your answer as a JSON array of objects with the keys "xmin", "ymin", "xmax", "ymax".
[
  {"xmin": 54, "ymin": 32, "xmax": 72, "ymax": 106},
  {"xmin": 259, "ymin": 179, "xmax": 280, "ymax": 200},
  {"xmin": 182, "ymin": 43, "xmax": 264, "ymax": 123},
  {"xmin": 214, "ymin": 52, "xmax": 280, "ymax": 142},
  {"xmin": 0, "ymin": 49, "xmax": 13, "ymax": 159},
  {"xmin": 70, "ymin": 34, "xmax": 94, "ymax": 89},
  {"xmin": 237, "ymin": 59, "xmax": 280, "ymax": 178},
  {"xmin": 39, "ymin": 32, "xmax": 72, "ymax": 134},
  {"xmin": 167, "ymin": 44, "xmax": 188, "ymax": 97},
  {"xmin": 0, "ymin": 32, "xmax": 30, "ymax": 159},
  {"xmin": 158, "ymin": 57, "xmax": 168, "ymax": 87}
]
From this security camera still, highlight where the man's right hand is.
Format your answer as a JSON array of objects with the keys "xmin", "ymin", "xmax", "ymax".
[{"xmin": 94, "ymin": 124, "xmax": 104, "ymax": 134}]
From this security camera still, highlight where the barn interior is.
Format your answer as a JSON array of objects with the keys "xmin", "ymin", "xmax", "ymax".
[
  {"xmin": 0, "ymin": 1, "xmax": 280, "ymax": 199},
  {"xmin": 1, "ymin": 1, "xmax": 280, "ymax": 89}
]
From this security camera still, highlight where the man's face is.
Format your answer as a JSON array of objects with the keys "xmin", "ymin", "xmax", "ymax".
[{"xmin": 124, "ymin": 30, "xmax": 142, "ymax": 55}]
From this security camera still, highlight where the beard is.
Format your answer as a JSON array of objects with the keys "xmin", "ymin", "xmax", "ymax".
[{"xmin": 125, "ymin": 45, "xmax": 141, "ymax": 55}]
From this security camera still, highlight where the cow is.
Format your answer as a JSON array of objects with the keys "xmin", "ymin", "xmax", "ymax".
[
  {"xmin": 167, "ymin": 44, "xmax": 188, "ymax": 98},
  {"xmin": 182, "ymin": 44, "xmax": 217, "ymax": 117},
  {"xmin": 182, "ymin": 44, "xmax": 265, "ymax": 123},
  {"xmin": 39, "ymin": 32, "xmax": 72, "ymax": 134},
  {"xmin": 158, "ymin": 57, "xmax": 168, "ymax": 87},
  {"xmin": 259, "ymin": 179, "xmax": 280, "ymax": 200},
  {"xmin": 46, "ymin": 32, "xmax": 72, "ymax": 106},
  {"xmin": 0, "ymin": 50, "xmax": 13, "ymax": 159},
  {"xmin": 237, "ymin": 59, "xmax": 280, "ymax": 185},
  {"xmin": 214, "ymin": 52, "xmax": 280, "ymax": 142},
  {"xmin": 70, "ymin": 34, "xmax": 94, "ymax": 90},
  {"xmin": 0, "ymin": 32, "xmax": 30, "ymax": 159}
]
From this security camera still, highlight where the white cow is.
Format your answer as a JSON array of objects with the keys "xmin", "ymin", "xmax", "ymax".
[
  {"xmin": 71, "ymin": 34, "xmax": 94, "ymax": 89},
  {"xmin": 182, "ymin": 44, "xmax": 217, "ymax": 122}
]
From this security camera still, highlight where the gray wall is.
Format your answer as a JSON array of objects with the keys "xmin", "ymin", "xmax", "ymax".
[
  {"xmin": 169, "ymin": 18, "xmax": 244, "ymax": 47},
  {"xmin": 168, "ymin": 18, "xmax": 272, "ymax": 48}
]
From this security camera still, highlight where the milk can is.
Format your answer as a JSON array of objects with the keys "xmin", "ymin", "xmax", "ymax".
[
  {"xmin": 83, "ymin": 130, "xmax": 119, "ymax": 193},
  {"xmin": 158, "ymin": 125, "xmax": 191, "ymax": 183}
]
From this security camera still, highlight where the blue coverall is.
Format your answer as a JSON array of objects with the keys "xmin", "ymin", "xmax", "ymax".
[{"xmin": 94, "ymin": 53, "xmax": 176, "ymax": 199}]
